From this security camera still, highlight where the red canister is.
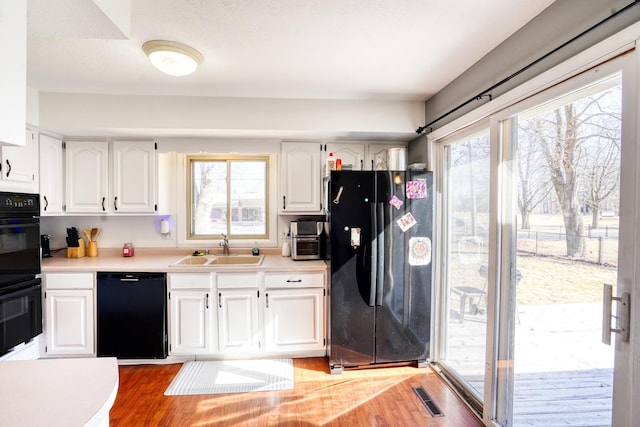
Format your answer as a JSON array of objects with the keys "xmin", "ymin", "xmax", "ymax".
[{"xmin": 122, "ymin": 242, "xmax": 134, "ymax": 257}]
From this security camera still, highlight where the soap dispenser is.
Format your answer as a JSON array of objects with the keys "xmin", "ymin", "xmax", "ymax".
[{"xmin": 282, "ymin": 239, "xmax": 291, "ymax": 257}]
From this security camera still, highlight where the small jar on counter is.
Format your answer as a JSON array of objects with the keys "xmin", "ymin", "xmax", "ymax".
[{"xmin": 122, "ymin": 242, "xmax": 134, "ymax": 257}]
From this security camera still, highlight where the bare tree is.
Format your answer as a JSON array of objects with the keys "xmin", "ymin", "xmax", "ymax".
[
  {"xmin": 577, "ymin": 94, "xmax": 621, "ymax": 229},
  {"xmin": 517, "ymin": 121, "xmax": 552, "ymax": 229},
  {"xmin": 582, "ymin": 137, "xmax": 620, "ymax": 228},
  {"xmin": 519, "ymin": 87, "xmax": 621, "ymax": 257},
  {"xmin": 521, "ymin": 105, "xmax": 585, "ymax": 257},
  {"xmin": 450, "ymin": 135, "xmax": 490, "ymax": 237}
]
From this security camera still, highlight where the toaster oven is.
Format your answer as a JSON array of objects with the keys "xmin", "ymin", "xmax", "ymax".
[{"xmin": 290, "ymin": 220, "xmax": 323, "ymax": 260}]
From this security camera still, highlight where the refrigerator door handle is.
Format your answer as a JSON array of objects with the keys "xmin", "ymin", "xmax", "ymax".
[
  {"xmin": 375, "ymin": 202, "xmax": 384, "ymax": 306},
  {"xmin": 368, "ymin": 204, "xmax": 377, "ymax": 307}
]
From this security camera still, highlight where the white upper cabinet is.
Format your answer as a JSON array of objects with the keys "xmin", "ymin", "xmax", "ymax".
[
  {"xmin": 365, "ymin": 143, "xmax": 407, "ymax": 171},
  {"xmin": 63, "ymin": 140, "xmax": 157, "ymax": 215},
  {"xmin": 0, "ymin": 129, "xmax": 37, "ymax": 186},
  {"xmin": 39, "ymin": 134, "xmax": 64, "ymax": 215},
  {"xmin": 280, "ymin": 142, "xmax": 322, "ymax": 213},
  {"xmin": 65, "ymin": 141, "xmax": 109, "ymax": 213},
  {"xmin": 324, "ymin": 143, "xmax": 365, "ymax": 173},
  {"xmin": 111, "ymin": 141, "xmax": 157, "ymax": 213},
  {"xmin": 0, "ymin": 1, "xmax": 26, "ymax": 147}
]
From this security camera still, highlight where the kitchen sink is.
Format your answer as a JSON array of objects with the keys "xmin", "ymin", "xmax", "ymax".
[
  {"xmin": 208, "ymin": 255, "xmax": 264, "ymax": 265},
  {"xmin": 170, "ymin": 255, "xmax": 264, "ymax": 267},
  {"xmin": 171, "ymin": 256, "xmax": 214, "ymax": 266}
]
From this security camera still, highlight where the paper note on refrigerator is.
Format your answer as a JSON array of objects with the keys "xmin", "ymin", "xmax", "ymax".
[
  {"xmin": 397, "ymin": 212, "xmax": 416, "ymax": 232},
  {"xmin": 409, "ymin": 237, "xmax": 432, "ymax": 266},
  {"xmin": 388, "ymin": 195, "xmax": 403, "ymax": 210},
  {"xmin": 406, "ymin": 180, "xmax": 427, "ymax": 199},
  {"xmin": 350, "ymin": 227, "xmax": 361, "ymax": 247}
]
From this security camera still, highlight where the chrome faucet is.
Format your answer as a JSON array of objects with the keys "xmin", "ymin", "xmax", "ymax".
[{"xmin": 220, "ymin": 233, "xmax": 230, "ymax": 255}]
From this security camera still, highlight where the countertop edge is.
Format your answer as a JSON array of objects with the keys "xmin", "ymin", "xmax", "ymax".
[{"xmin": 41, "ymin": 249, "xmax": 328, "ymax": 273}]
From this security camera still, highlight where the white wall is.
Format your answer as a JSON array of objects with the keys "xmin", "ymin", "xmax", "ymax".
[{"xmin": 38, "ymin": 93, "xmax": 425, "ymax": 141}]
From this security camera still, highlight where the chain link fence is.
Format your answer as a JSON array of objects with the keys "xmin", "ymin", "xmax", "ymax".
[{"xmin": 517, "ymin": 226, "xmax": 619, "ymax": 267}]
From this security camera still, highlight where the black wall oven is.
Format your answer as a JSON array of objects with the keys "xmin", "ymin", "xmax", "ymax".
[{"xmin": 0, "ymin": 192, "xmax": 42, "ymax": 356}]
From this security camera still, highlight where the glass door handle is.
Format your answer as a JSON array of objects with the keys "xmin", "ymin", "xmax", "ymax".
[{"xmin": 602, "ymin": 283, "xmax": 630, "ymax": 344}]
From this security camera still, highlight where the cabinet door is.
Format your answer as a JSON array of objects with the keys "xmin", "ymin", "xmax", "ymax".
[
  {"xmin": 264, "ymin": 288, "xmax": 324, "ymax": 352},
  {"xmin": 280, "ymin": 142, "xmax": 322, "ymax": 213},
  {"xmin": 366, "ymin": 143, "xmax": 407, "ymax": 171},
  {"xmin": 0, "ymin": 129, "xmax": 37, "ymax": 184},
  {"xmin": 45, "ymin": 290, "xmax": 94, "ymax": 355},
  {"xmin": 111, "ymin": 141, "xmax": 157, "ymax": 213},
  {"xmin": 325, "ymin": 143, "xmax": 365, "ymax": 173},
  {"xmin": 0, "ymin": 2, "xmax": 26, "ymax": 147},
  {"xmin": 65, "ymin": 141, "xmax": 109, "ymax": 213},
  {"xmin": 218, "ymin": 289, "xmax": 260, "ymax": 352},
  {"xmin": 39, "ymin": 134, "xmax": 65, "ymax": 215},
  {"xmin": 169, "ymin": 290, "xmax": 213, "ymax": 354}
]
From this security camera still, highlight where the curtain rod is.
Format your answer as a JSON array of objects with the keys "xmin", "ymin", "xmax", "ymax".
[{"xmin": 415, "ymin": 0, "xmax": 640, "ymax": 134}]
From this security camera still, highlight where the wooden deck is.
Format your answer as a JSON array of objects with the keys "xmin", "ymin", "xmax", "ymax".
[
  {"xmin": 467, "ymin": 368, "xmax": 613, "ymax": 427},
  {"xmin": 513, "ymin": 368, "xmax": 613, "ymax": 427},
  {"xmin": 448, "ymin": 303, "xmax": 614, "ymax": 426}
]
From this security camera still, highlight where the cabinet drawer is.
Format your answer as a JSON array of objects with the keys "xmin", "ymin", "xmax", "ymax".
[
  {"xmin": 217, "ymin": 273, "xmax": 259, "ymax": 289},
  {"xmin": 264, "ymin": 273, "xmax": 324, "ymax": 288},
  {"xmin": 168, "ymin": 273, "xmax": 212, "ymax": 289},
  {"xmin": 45, "ymin": 273, "xmax": 94, "ymax": 290}
]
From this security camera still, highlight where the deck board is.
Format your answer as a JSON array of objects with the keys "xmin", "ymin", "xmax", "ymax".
[{"xmin": 468, "ymin": 368, "xmax": 612, "ymax": 426}]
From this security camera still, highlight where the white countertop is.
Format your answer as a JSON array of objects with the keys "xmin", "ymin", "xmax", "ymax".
[
  {"xmin": 0, "ymin": 357, "xmax": 118, "ymax": 427},
  {"xmin": 41, "ymin": 248, "xmax": 328, "ymax": 273}
]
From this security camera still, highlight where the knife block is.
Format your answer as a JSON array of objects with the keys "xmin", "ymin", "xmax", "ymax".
[{"xmin": 67, "ymin": 239, "xmax": 86, "ymax": 258}]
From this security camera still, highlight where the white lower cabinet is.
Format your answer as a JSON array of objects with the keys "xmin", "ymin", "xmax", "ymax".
[
  {"xmin": 216, "ymin": 272, "xmax": 261, "ymax": 353},
  {"xmin": 264, "ymin": 288, "xmax": 325, "ymax": 352},
  {"xmin": 168, "ymin": 273, "xmax": 214, "ymax": 355},
  {"xmin": 217, "ymin": 288, "xmax": 260, "ymax": 352},
  {"xmin": 153, "ymin": 269, "xmax": 326, "ymax": 358},
  {"xmin": 43, "ymin": 273, "xmax": 95, "ymax": 356},
  {"xmin": 170, "ymin": 290, "xmax": 213, "ymax": 354},
  {"xmin": 263, "ymin": 272, "xmax": 326, "ymax": 354}
]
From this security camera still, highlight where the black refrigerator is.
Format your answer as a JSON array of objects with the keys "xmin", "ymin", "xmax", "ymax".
[{"xmin": 329, "ymin": 170, "xmax": 433, "ymax": 373}]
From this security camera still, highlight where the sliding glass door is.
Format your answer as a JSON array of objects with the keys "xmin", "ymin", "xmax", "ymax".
[
  {"xmin": 435, "ymin": 122, "xmax": 491, "ymax": 412},
  {"xmin": 434, "ymin": 50, "xmax": 637, "ymax": 426}
]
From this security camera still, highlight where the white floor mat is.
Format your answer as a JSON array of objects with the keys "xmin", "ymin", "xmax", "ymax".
[{"xmin": 164, "ymin": 359, "xmax": 294, "ymax": 396}]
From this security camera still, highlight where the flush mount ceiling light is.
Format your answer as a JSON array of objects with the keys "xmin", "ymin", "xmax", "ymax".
[{"xmin": 142, "ymin": 40, "xmax": 203, "ymax": 77}]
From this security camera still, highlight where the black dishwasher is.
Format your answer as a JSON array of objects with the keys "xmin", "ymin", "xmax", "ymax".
[{"xmin": 97, "ymin": 272, "xmax": 168, "ymax": 359}]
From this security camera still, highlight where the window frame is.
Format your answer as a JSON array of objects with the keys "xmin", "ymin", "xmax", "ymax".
[{"xmin": 186, "ymin": 154, "xmax": 270, "ymax": 241}]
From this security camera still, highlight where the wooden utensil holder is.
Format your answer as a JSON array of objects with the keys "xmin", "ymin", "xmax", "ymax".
[
  {"xmin": 88, "ymin": 241, "xmax": 98, "ymax": 257},
  {"xmin": 67, "ymin": 239, "xmax": 86, "ymax": 258}
]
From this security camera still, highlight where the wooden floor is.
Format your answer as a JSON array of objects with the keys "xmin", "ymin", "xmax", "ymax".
[{"xmin": 110, "ymin": 357, "xmax": 484, "ymax": 427}]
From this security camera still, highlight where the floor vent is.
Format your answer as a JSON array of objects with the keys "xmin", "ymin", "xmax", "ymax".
[{"xmin": 413, "ymin": 386, "xmax": 445, "ymax": 417}]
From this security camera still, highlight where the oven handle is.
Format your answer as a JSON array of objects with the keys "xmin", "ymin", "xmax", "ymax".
[
  {"xmin": 0, "ymin": 219, "xmax": 39, "ymax": 229},
  {"xmin": 0, "ymin": 279, "xmax": 41, "ymax": 300}
]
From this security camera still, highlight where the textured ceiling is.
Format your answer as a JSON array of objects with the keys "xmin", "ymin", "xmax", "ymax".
[{"xmin": 27, "ymin": 0, "xmax": 555, "ymax": 102}]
